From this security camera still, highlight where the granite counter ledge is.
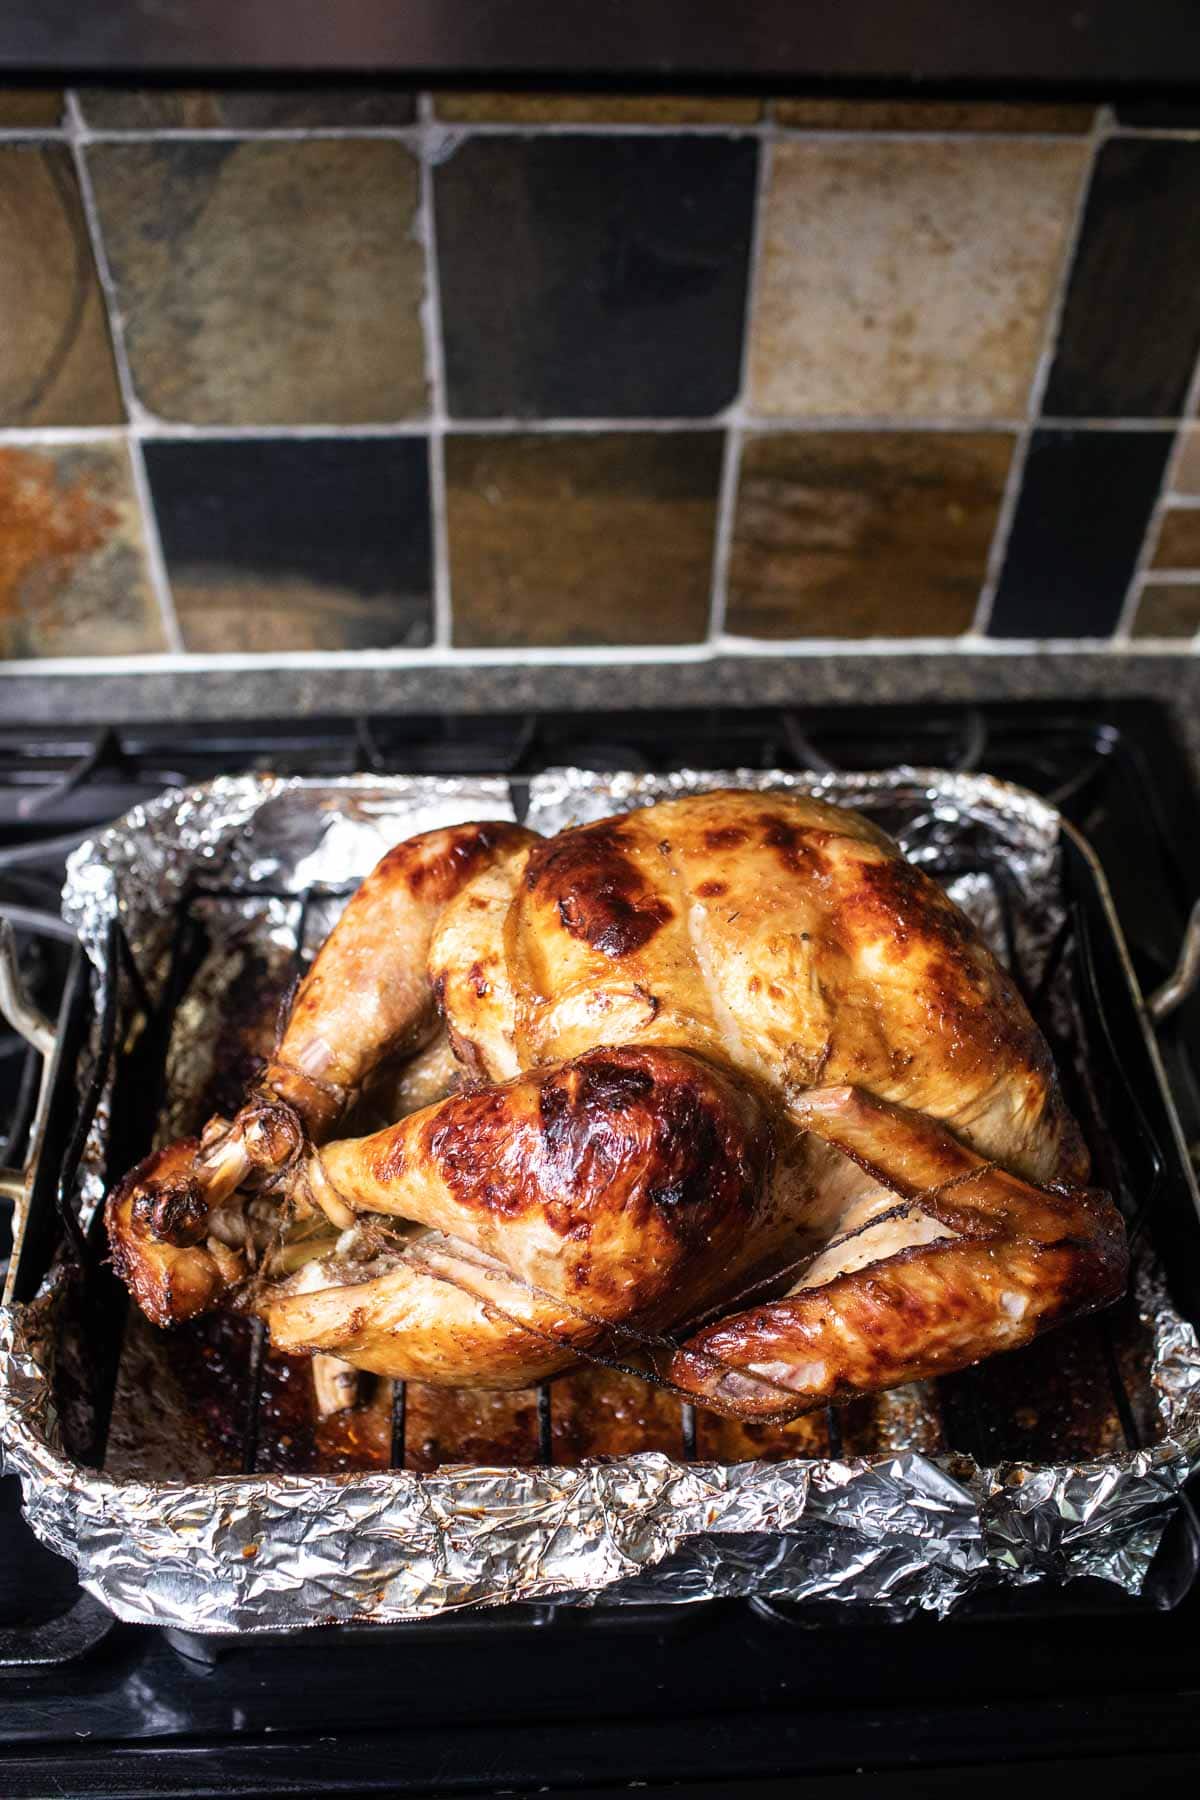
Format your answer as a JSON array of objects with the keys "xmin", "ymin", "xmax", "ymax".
[{"xmin": 0, "ymin": 651, "xmax": 1198, "ymax": 782}]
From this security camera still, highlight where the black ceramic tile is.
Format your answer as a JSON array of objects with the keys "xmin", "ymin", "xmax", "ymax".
[
  {"xmin": 144, "ymin": 438, "xmax": 433, "ymax": 652},
  {"xmin": 1114, "ymin": 100, "xmax": 1200, "ymax": 129},
  {"xmin": 988, "ymin": 428, "xmax": 1171, "ymax": 639},
  {"xmin": 435, "ymin": 135, "xmax": 758, "ymax": 419},
  {"xmin": 1042, "ymin": 140, "xmax": 1200, "ymax": 418}
]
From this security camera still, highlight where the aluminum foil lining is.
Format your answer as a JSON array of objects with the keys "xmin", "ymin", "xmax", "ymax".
[{"xmin": 2, "ymin": 766, "xmax": 1198, "ymax": 1634}]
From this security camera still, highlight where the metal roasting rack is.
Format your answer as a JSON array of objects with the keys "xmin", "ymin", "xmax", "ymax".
[{"xmin": 11, "ymin": 786, "xmax": 1198, "ymax": 1493}]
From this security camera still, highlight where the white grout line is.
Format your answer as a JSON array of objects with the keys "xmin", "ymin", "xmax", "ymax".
[
  {"xmin": 125, "ymin": 437, "xmax": 184, "ymax": 651},
  {"xmin": 2, "ymin": 635, "xmax": 1196, "ymax": 678},
  {"xmin": 971, "ymin": 430, "xmax": 1035, "ymax": 636},
  {"xmin": 971, "ymin": 107, "xmax": 1107, "ymax": 636},
  {"xmin": 1113, "ymin": 347, "xmax": 1200, "ymax": 638},
  {"xmin": 0, "ymin": 413, "xmax": 1191, "ymax": 449},
  {"xmin": 416, "ymin": 93, "xmax": 453, "ymax": 649},
  {"xmin": 0, "ymin": 420, "xmax": 434, "ymax": 443},
  {"xmin": 58, "ymin": 122, "xmax": 1121, "ymax": 147},
  {"xmin": 707, "ymin": 125, "xmax": 774, "ymax": 637},
  {"xmin": 8, "ymin": 120, "xmax": 1199, "ymax": 148},
  {"xmin": 65, "ymin": 91, "xmax": 186, "ymax": 653}
]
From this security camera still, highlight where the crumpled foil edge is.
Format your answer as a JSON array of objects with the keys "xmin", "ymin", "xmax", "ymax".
[{"xmin": 0, "ymin": 767, "xmax": 1197, "ymax": 1632}]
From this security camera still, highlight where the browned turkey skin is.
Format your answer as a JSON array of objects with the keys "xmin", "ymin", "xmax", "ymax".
[{"xmin": 107, "ymin": 791, "xmax": 1128, "ymax": 1424}]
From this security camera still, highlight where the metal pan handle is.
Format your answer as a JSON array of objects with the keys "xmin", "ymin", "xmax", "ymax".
[
  {"xmin": 1149, "ymin": 900, "xmax": 1200, "ymax": 1025},
  {"xmin": 0, "ymin": 918, "xmax": 59, "ymax": 1201}
]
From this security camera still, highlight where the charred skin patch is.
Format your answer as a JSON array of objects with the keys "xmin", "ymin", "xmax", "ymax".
[
  {"xmin": 106, "ymin": 1140, "xmax": 230, "ymax": 1328},
  {"xmin": 696, "ymin": 879, "xmax": 728, "ymax": 899},
  {"xmin": 377, "ymin": 821, "xmax": 529, "ymax": 905},
  {"xmin": 120, "ymin": 1139, "xmax": 207, "ymax": 1245},
  {"xmin": 761, "ymin": 814, "xmax": 836, "ymax": 882},
  {"xmin": 704, "ymin": 826, "xmax": 747, "ymax": 851},
  {"xmin": 837, "ymin": 855, "xmax": 958, "ymax": 958},
  {"xmin": 524, "ymin": 824, "xmax": 672, "ymax": 959},
  {"xmin": 424, "ymin": 1047, "xmax": 767, "ymax": 1244}
]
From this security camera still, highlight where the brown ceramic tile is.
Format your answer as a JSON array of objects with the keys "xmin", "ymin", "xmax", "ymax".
[
  {"xmin": 0, "ymin": 146, "xmax": 123, "ymax": 427},
  {"xmin": 447, "ymin": 432, "xmax": 722, "ymax": 648},
  {"xmin": 773, "ymin": 98, "xmax": 1095, "ymax": 133},
  {"xmin": 87, "ymin": 140, "xmax": 426, "ymax": 424},
  {"xmin": 725, "ymin": 430, "xmax": 1013, "ymax": 639},
  {"xmin": 1172, "ymin": 428, "xmax": 1200, "ymax": 497},
  {"xmin": 78, "ymin": 87, "xmax": 416, "ymax": 129},
  {"xmin": 749, "ymin": 139, "xmax": 1086, "ymax": 419},
  {"xmin": 0, "ymin": 89, "xmax": 64, "ymax": 127},
  {"xmin": 1152, "ymin": 507, "xmax": 1200, "ymax": 571},
  {"xmin": 0, "ymin": 443, "xmax": 164, "ymax": 659},
  {"xmin": 434, "ymin": 91, "xmax": 760, "ymax": 124},
  {"xmin": 1130, "ymin": 583, "xmax": 1200, "ymax": 638}
]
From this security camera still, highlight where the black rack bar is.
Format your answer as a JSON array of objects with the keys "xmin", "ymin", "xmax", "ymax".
[
  {"xmin": 240, "ymin": 1320, "xmax": 269, "ymax": 1475},
  {"xmin": 390, "ymin": 1379, "xmax": 407, "ymax": 1471},
  {"xmin": 537, "ymin": 1383, "xmax": 553, "ymax": 1465}
]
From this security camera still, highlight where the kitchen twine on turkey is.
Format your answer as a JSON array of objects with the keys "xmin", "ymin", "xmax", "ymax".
[{"xmin": 0, "ymin": 769, "xmax": 1197, "ymax": 1632}]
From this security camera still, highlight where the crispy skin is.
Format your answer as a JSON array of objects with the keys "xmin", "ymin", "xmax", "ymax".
[
  {"xmin": 109, "ymin": 789, "xmax": 1123, "ymax": 1423},
  {"xmin": 464, "ymin": 791, "xmax": 1086, "ymax": 1189},
  {"xmin": 272, "ymin": 1045, "xmax": 774, "ymax": 1382}
]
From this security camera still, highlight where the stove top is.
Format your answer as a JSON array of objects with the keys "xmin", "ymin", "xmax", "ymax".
[{"xmin": 2, "ymin": 700, "xmax": 1199, "ymax": 1797}]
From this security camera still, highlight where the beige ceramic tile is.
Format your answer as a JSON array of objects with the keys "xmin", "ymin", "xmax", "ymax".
[
  {"xmin": 0, "ymin": 443, "xmax": 164, "ymax": 658},
  {"xmin": 87, "ymin": 140, "xmax": 427, "ymax": 424},
  {"xmin": 434, "ymin": 92, "xmax": 761, "ymax": 124},
  {"xmin": 749, "ymin": 138, "xmax": 1087, "ymax": 418},
  {"xmin": 1171, "ymin": 426, "xmax": 1200, "ymax": 497},
  {"xmin": 1130, "ymin": 582, "xmax": 1200, "ymax": 638},
  {"xmin": 0, "ymin": 146, "xmax": 123, "ymax": 426},
  {"xmin": 773, "ymin": 99, "xmax": 1095, "ymax": 133}
]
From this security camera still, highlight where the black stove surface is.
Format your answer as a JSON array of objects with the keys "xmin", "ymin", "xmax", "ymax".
[{"xmin": 2, "ymin": 700, "xmax": 1199, "ymax": 1798}]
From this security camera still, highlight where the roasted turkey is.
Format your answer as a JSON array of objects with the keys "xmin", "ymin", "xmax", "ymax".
[{"xmin": 108, "ymin": 790, "xmax": 1127, "ymax": 1423}]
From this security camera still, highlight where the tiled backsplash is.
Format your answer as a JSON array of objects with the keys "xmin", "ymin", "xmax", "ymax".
[{"xmin": 1, "ymin": 86, "xmax": 1199, "ymax": 668}]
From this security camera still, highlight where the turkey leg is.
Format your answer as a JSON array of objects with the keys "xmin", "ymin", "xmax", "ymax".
[{"xmin": 266, "ymin": 1046, "xmax": 775, "ymax": 1387}]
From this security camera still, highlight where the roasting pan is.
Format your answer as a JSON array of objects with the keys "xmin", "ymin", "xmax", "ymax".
[{"xmin": 1, "ymin": 766, "xmax": 1199, "ymax": 1632}]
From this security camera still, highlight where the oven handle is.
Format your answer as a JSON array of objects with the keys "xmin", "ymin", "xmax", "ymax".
[{"xmin": 1149, "ymin": 900, "xmax": 1200, "ymax": 1025}]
